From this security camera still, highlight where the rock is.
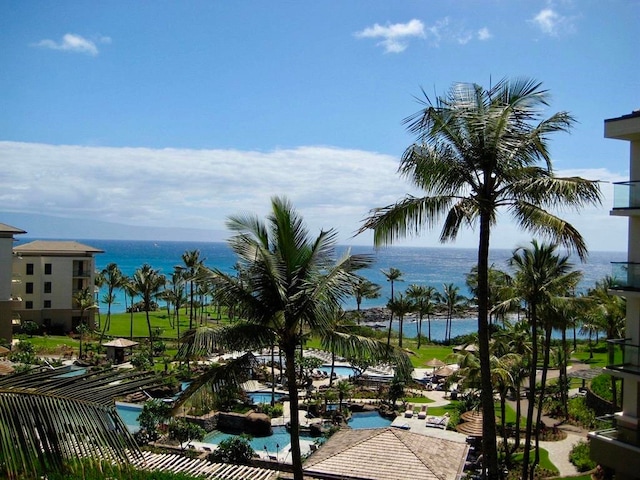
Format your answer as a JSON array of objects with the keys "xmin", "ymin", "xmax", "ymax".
[{"xmin": 245, "ymin": 412, "xmax": 272, "ymax": 437}]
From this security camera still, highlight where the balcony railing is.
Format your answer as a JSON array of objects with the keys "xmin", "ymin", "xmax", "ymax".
[
  {"xmin": 605, "ymin": 339, "xmax": 640, "ymax": 375},
  {"xmin": 613, "ymin": 181, "xmax": 640, "ymax": 209},
  {"xmin": 611, "ymin": 262, "xmax": 640, "ymax": 290}
]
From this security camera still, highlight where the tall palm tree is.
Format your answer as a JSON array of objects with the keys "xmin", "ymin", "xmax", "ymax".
[
  {"xmin": 406, "ymin": 284, "xmax": 436, "ymax": 347},
  {"xmin": 381, "ymin": 267, "xmax": 403, "ymax": 346},
  {"xmin": 99, "ymin": 263, "xmax": 124, "ymax": 341},
  {"xmin": 131, "ymin": 264, "xmax": 166, "ymax": 365},
  {"xmin": 439, "ymin": 283, "xmax": 467, "ymax": 343},
  {"xmin": 387, "ymin": 293, "xmax": 412, "ymax": 348},
  {"xmin": 509, "ymin": 240, "xmax": 580, "ymax": 478},
  {"xmin": 359, "ymin": 78, "xmax": 601, "ymax": 479},
  {"xmin": 74, "ymin": 287, "xmax": 97, "ymax": 357},
  {"xmin": 352, "ymin": 276, "xmax": 381, "ymax": 314},
  {"xmin": 177, "ymin": 250, "xmax": 206, "ymax": 330},
  {"xmin": 188, "ymin": 197, "xmax": 411, "ymax": 480}
]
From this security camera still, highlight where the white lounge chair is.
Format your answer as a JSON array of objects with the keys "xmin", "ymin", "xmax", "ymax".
[
  {"xmin": 417, "ymin": 405, "xmax": 428, "ymax": 419},
  {"xmin": 404, "ymin": 404, "xmax": 414, "ymax": 418}
]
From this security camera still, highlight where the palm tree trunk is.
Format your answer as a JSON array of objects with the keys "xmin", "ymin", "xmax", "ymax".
[
  {"xmin": 146, "ymin": 310, "xmax": 155, "ymax": 366},
  {"xmin": 398, "ymin": 314, "xmax": 404, "ymax": 348},
  {"xmin": 534, "ymin": 327, "xmax": 553, "ymax": 470},
  {"xmin": 561, "ymin": 327, "xmax": 569, "ymax": 419},
  {"xmin": 271, "ymin": 343, "xmax": 276, "ymax": 407},
  {"xmin": 477, "ymin": 212, "xmax": 499, "ymax": 480},
  {"xmin": 417, "ymin": 313, "xmax": 423, "ymax": 349},
  {"xmin": 284, "ymin": 344, "xmax": 303, "ymax": 480},
  {"xmin": 427, "ymin": 313, "xmax": 432, "ymax": 342},
  {"xmin": 523, "ymin": 304, "xmax": 538, "ymax": 480},
  {"xmin": 329, "ymin": 350, "xmax": 336, "ymax": 387}
]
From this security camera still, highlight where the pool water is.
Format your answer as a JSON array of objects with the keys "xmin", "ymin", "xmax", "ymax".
[
  {"xmin": 115, "ymin": 403, "xmax": 143, "ymax": 433},
  {"xmin": 348, "ymin": 411, "xmax": 392, "ymax": 429},
  {"xmin": 318, "ymin": 365, "xmax": 360, "ymax": 377},
  {"xmin": 203, "ymin": 426, "xmax": 313, "ymax": 455},
  {"xmin": 248, "ymin": 391, "xmax": 284, "ymax": 404}
]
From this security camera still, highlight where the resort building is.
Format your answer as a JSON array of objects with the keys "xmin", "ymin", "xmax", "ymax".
[
  {"xmin": 0, "ymin": 223, "xmax": 26, "ymax": 343},
  {"xmin": 11, "ymin": 240, "xmax": 103, "ymax": 334},
  {"xmin": 589, "ymin": 110, "xmax": 640, "ymax": 479}
]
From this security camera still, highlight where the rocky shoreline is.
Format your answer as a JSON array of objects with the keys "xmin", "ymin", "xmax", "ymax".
[{"xmin": 352, "ymin": 306, "xmax": 479, "ymax": 326}]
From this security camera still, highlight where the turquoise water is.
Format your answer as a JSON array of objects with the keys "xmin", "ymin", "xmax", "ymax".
[
  {"xmin": 115, "ymin": 403, "xmax": 143, "ymax": 433},
  {"xmin": 248, "ymin": 392, "xmax": 284, "ymax": 404},
  {"xmin": 203, "ymin": 426, "xmax": 313, "ymax": 455},
  {"xmin": 17, "ymin": 238, "xmax": 622, "ymax": 341},
  {"xmin": 319, "ymin": 365, "xmax": 360, "ymax": 377},
  {"xmin": 348, "ymin": 411, "xmax": 392, "ymax": 429}
]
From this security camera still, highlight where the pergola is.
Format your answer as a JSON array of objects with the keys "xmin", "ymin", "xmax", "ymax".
[{"xmin": 102, "ymin": 338, "xmax": 139, "ymax": 364}]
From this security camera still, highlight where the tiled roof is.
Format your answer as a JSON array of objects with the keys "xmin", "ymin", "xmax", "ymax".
[
  {"xmin": 14, "ymin": 240, "xmax": 104, "ymax": 254},
  {"xmin": 0, "ymin": 223, "xmax": 26, "ymax": 235},
  {"xmin": 303, "ymin": 427, "xmax": 468, "ymax": 480}
]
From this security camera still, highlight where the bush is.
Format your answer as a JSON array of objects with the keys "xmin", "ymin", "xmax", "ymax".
[
  {"xmin": 567, "ymin": 396, "xmax": 598, "ymax": 430},
  {"xmin": 168, "ymin": 418, "xmax": 205, "ymax": 451},
  {"xmin": 262, "ymin": 403, "xmax": 284, "ymax": 418},
  {"xmin": 209, "ymin": 435, "xmax": 254, "ymax": 465},
  {"xmin": 590, "ymin": 374, "xmax": 621, "ymax": 403},
  {"xmin": 22, "ymin": 321, "xmax": 39, "ymax": 337},
  {"xmin": 569, "ymin": 440, "xmax": 597, "ymax": 472}
]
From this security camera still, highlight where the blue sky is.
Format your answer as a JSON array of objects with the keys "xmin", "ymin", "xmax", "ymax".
[{"xmin": 1, "ymin": 1, "xmax": 638, "ymax": 251}]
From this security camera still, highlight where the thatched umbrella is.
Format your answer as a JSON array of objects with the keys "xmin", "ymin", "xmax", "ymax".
[
  {"xmin": 460, "ymin": 410, "xmax": 484, "ymax": 422},
  {"xmin": 433, "ymin": 365, "xmax": 455, "ymax": 377},
  {"xmin": 456, "ymin": 420, "xmax": 484, "ymax": 437},
  {"xmin": 426, "ymin": 358, "xmax": 446, "ymax": 368},
  {"xmin": 0, "ymin": 346, "xmax": 10, "ymax": 357}
]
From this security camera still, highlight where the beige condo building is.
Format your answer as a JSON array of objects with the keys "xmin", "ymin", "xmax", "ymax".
[
  {"xmin": 0, "ymin": 223, "xmax": 26, "ymax": 343},
  {"xmin": 589, "ymin": 110, "xmax": 640, "ymax": 479}
]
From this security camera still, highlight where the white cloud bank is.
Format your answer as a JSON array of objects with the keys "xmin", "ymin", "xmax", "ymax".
[
  {"xmin": 530, "ymin": 8, "xmax": 576, "ymax": 36},
  {"xmin": 0, "ymin": 142, "xmax": 627, "ymax": 251},
  {"xmin": 32, "ymin": 33, "xmax": 111, "ymax": 56},
  {"xmin": 354, "ymin": 19, "xmax": 425, "ymax": 53}
]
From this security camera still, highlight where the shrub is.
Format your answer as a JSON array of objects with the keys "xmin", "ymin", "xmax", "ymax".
[
  {"xmin": 168, "ymin": 418, "xmax": 205, "ymax": 451},
  {"xmin": 208, "ymin": 435, "xmax": 254, "ymax": 464},
  {"xmin": 22, "ymin": 321, "xmax": 39, "ymax": 337},
  {"xmin": 569, "ymin": 440, "xmax": 597, "ymax": 472}
]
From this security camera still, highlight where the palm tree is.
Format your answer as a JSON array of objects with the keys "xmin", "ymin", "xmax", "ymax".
[
  {"xmin": 99, "ymin": 263, "xmax": 124, "ymax": 341},
  {"xmin": 439, "ymin": 283, "xmax": 467, "ymax": 343},
  {"xmin": 0, "ymin": 367, "xmax": 161, "ymax": 479},
  {"xmin": 186, "ymin": 197, "xmax": 411, "ymax": 480},
  {"xmin": 387, "ymin": 293, "xmax": 412, "ymax": 348},
  {"xmin": 177, "ymin": 250, "xmax": 206, "ymax": 330},
  {"xmin": 131, "ymin": 264, "xmax": 166, "ymax": 365},
  {"xmin": 352, "ymin": 276, "xmax": 381, "ymax": 315},
  {"xmin": 467, "ymin": 264, "xmax": 514, "ymax": 326},
  {"xmin": 406, "ymin": 284, "xmax": 436, "ymax": 347},
  {"xmin": 359, "ymin": 78, "xmax": 601, "ymax": 479},
  {"xmin": 381, "ymin": 267, "xmax": 403, "ymax": 346},
  {"xmin": 74, "ymin": 287, "xmax": 96, "ymax": 357},
  {"xmin": 509, "ymin": 240, "xmax": 580, "ymax": 478}
]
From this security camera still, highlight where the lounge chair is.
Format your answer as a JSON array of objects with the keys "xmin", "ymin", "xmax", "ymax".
[
  {"xmin": 426, "ymin": 413, "xmax": 449, "ymax": 429},
  {"xmin": 404, "ymin": 404, "xmax": 414, "ymax": 418},
  {"xmin": 417, "ymin": 405, "xmax": 428, "ymax": 419}
]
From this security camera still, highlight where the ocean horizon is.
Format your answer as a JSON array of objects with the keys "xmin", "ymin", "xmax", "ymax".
[{"xmin": 16, "ymin": 237, "xmax": 624, "ymax": 342}]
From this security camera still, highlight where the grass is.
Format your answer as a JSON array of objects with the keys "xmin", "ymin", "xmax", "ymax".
[{"xmin": 512, "ymin": 447, "xmax": 559, "ymax": 475}]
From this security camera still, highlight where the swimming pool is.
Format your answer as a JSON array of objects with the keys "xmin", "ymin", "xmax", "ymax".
[
  {"xmin": 115, "ymin": 402, "xmax": 143, "ymax": 433},
  {"xmin": 248, "ymin": 391, "xmax": 284, "ymax": 404},
  {"xmin": 318, "ymin": 365, "xmax": 361, "ymax": 378},
  {"xmin": 203, "ymin": 426, "xmax": 313, "ymax": 455},
  {"xmin": 348, "ymin": 411, "xmax": 392, "ymax": 429}
]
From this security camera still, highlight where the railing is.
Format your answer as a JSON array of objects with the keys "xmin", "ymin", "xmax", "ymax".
[
  {"xmin": 606, "ymin": 339, "xmax": 640, "ymax": 375},
  {"xmin": 591, "ymin": 413, "xmax": 640, "ymax": 449},
  {"xmin": 613, "ymin": 181, "xmax": 640, "ymax": 209},
  {"xmin": 611, "ymin": 262, "xmax": 640, "ymax": 290},
  {"xmin": 72, "ymin": 270, "xmax": 91, "ymax": 277}
]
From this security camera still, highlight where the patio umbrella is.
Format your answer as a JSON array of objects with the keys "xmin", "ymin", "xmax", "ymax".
[
  {"xmin": 456, "ymin": 420, "xmax": 484, "ymax": 437},
  {"xmin": 425, "ymin": 358, "xmax": 446, "ymax": 368},
  {"xmin": 433, "ymin": 366, "xmax": 455, "ymax": 377}
]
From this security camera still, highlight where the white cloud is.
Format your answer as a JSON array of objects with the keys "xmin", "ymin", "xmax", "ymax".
[
  {"xmin": 530, "ymin": 8, "xmax": 576, "ymax": 36},
  {"xmin": 477, "ymin": 28, "xmax": 492, "ymax": 41},
  {"xmin": 0, "ymin": 142, "xmax": 626, "ymax": 251},
  {"xmin": 32, "ymin": 33, "xmax": 111, "ymax": 56},
  {"xmin": 354, "ymin": 19, "xmax": 425, "ymax": 53}
]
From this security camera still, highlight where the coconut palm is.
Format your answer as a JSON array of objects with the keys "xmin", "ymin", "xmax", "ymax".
[
  {"xmin": 131, "ymin": 264, "xmax": 166, "ymax": 364},
  {"xmin": 99, "ymin": 263, "xmax": 124, "ymax": 341},
  {"xmin": 359, "ymin": 78, "xmax": 601, "ymax": 479},
  {"xmin": 352, "ymin": 276, "xmax": 381, "ymax": 315},
  {"xmin": 183, "ymin": 197, "xmax": 411, "ymax": 480},
  {"xmin": 177, "ymin": 249, "xmax": 206, "ymax": 330},
  {"xmin": 439, "ymin": 283, "xmax": 467, "ymax": 343},
  {"xmin": 406, "ymin": 284, "xmax": 437, "ymax": 346},
  {"xmin": 508, "ymin": 240, "xmax": 580, "ymax": 478},
  {"xmin": 0, "ymin": 367, "xmax": 161, "ymax": 479},
  {"xmin": 381, "ymin": 267, "xmax": 404, "ymax": 346},
  {"xmin": 387, "ymin": 293, "xmax": 412, "ymax": 348}
]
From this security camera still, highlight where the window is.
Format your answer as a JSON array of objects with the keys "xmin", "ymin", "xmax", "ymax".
[
  {"xmin": 26, "ymin": 282, "xmax": 34, "ymax": 294},
  {"xmin": 25, "ymin": 301, "xmax": 33, "ymax": 309},
  {"xmin": 44, "ymin": 300, "xmax": 51, "ymax": 308},
  {"xmin": 45, "ymin": 263, "xmax": 52, "ymax": 275},
  {"xmin": 26, "ymin": 263, "xmax": 34, "ymax": 275},
  {"xmin": 44, "ymin": 282, "xmax": 52, "ymax": 293}
]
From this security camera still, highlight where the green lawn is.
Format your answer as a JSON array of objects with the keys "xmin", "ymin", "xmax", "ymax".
[{"xmin": 99, "ymin": 310, "xmax": 224, "ymax": 339}]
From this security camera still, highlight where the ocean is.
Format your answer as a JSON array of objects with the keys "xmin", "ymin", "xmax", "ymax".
[{"xmin": 17, "ymin": 238, "xmax": 625, "ymax": 341}]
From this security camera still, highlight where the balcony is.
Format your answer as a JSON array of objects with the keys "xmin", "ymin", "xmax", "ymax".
[
  {"xmin": 604, "ymin": 339, "xmax": 640, "ymax": 376},
  {"xmin": 590, "ymin": 415, "xmax": 640, "ymax": 476},
  {"xmin": 611, "ymin": 181, "xmax": 640, "ymax": 214},
  {"xmin": 610, "ymin": 262, "xmax": 640, "ymax": 291}
]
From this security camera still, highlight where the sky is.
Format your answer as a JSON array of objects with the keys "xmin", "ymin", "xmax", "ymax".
[{"xmin": 1, "ymin": 1, "xmax": 638, "ymax": 252}]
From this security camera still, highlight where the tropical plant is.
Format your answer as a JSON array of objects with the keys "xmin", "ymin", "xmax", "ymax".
[
  {"xmin": 387, "ymin": 293, "xmax": 412, "ymax": 348},
  {"xmin": 99, "ymin": 263, "xmax": 124, "ymax": 341},
  {"xmin": 438, "ymin": 283, "xmax": 467, "ymax": 343},
  {"xmin": 177, "ymin": 250, "xmax": 206, "ymax": 330},
  {"xmin": 0, "ymin": 367, "xmax": 161, "ymax": 479},
  {"xmin": 21, "ymin": 320, "xmax": 38, "ymax": 337},
  {"xmin": 137, "ymin": 399, "xmax": 172, "ymax": 442},
  {"xmin": 131, "ymin": 264, "xmax": 166, "ymax": 365},
  {"xmin": 167, "ymin": 418, "xmax": 205, "ymax": 451},
  {"xmin": 352, "ymin": 276, "xmax": 381, "ymax": 314},
  {"xmin": 209, "ymin": 435, "xmax": 255, "ymax": 465},
  {"xmin": 381, "ymin": 267, "xmax": 403, "ymax": 346},
  {"xmin": 176, "ymin": 197, "xmax": 412, "ymax": 480},
  {"xmin": 406, "ymin": 284, "xmax": 437, "ymax": 347},
  {"xmin": 359, "ymin": 78, "xmax": 601, "ymax": 479}
]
